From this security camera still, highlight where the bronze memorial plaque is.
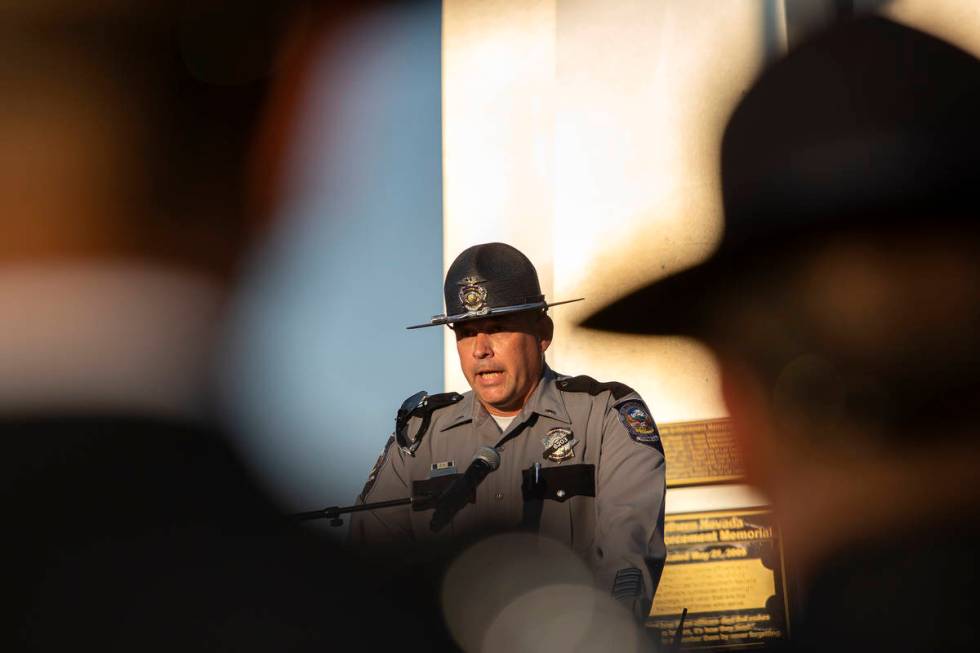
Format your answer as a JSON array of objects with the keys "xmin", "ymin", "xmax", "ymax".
[
  {"xmin": 648, "ymin": 509, "xmax": 790, "ymax": 649},
  {"xmin": 660, "ymin": 418, "xmax": 745, "ymax": 487}
]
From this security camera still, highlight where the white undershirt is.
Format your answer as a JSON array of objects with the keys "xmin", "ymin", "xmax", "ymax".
[{"xmin": 491, "ymin": 413, "xmax": 516, "ymax": 432}]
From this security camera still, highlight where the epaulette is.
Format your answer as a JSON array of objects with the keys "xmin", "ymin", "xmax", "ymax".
[
  {"xmin": 395, "ymin": 390, "xmax": 464, "ymax": 456},
  {"xmin": 556, "ymin": 375, "xmax": 635, "ymax": 401}
]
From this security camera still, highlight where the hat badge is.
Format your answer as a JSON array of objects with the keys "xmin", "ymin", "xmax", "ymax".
[{"xmin": 458, "ymin": 276, "xmax": 489, "ymax": 313}]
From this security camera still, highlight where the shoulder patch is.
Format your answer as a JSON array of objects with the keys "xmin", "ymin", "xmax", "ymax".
[
  {"xmin": 357, "ymin": 435, "xmax": 395, "ymax": 503},
  {"xmin": 557, "ymin": 375, "xmax": 635, "ymax": 400},
  {"xmin": 616, "ymin": 400, "xmax": 663, "ymax": 451}
]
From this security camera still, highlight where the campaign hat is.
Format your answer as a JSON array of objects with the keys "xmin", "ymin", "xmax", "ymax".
[{"xmin": 407, "ymin": 242, "xmax": 582, "ymax": 329}]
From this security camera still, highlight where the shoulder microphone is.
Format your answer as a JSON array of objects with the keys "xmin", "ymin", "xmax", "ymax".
[{"xmin": 430, "ymin": 446, "xmax": 500, "ymax": 532}]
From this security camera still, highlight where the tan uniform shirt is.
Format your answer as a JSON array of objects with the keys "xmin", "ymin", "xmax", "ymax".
[{"xmin": 350, "ymin": 366, "xmax": 666, "ymax": 602}]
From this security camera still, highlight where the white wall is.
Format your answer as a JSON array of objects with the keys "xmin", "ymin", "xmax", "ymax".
[
  {"xmin": 442, "ymin": 0, "xmax": 786, "ymax": 514},
  {"xmin": 442, "ymin": 0, "xmax": 784, "ymax": 421}
]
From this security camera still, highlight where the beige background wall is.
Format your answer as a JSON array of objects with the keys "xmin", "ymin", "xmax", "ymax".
[
  {"xmin": 882, "ymin": 0, "xmax": 980, "ymax": 57},
  {"xmin": 442, "ymin": 0, "xmax": 557, "ymax": 381},
  {"xmin": 442, "ymin": 0, "xmax": 780, "ymax": 514},
  {"xmin": 441, "ymin": 0, "xmax": 980, "ymax": 514},
  {"xmin": 442, "ymin": 0, "xmax": 781, "ymax": 423}
]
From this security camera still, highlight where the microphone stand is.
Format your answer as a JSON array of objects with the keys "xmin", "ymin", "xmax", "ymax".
[
  {"xmin": 292, "ymin": 460, "xmax": 482, "ymax": 528},
  {"xmin": 292, "ymin": 461, "xmax": 479, "ymax": 527},
  {"xmin": 292, "ymin": 497, "xmax": 415, "ymax": 527}
]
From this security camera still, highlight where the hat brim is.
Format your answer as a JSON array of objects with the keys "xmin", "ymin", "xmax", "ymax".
[
  {"xmin": 579, "ymin": 257, "xmax": 727, "ymax": 336},
  {"xmin": 407, "ymin": 298, "xmax": 584, "ymax": 330}
]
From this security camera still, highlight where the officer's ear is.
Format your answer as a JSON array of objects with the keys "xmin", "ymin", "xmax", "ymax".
[{"xmin": 536, "ymin": 313, "xmax": 554, "ymax": 353}]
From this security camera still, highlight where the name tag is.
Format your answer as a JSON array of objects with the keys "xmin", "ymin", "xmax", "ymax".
[{"xmin": 430, "ymin": 460, "xmax": 457, "ymax": 477}]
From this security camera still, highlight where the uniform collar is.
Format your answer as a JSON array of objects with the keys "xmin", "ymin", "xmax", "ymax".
[
  {"xmin": 439, "ymin": 364, "xmax": 570, "ymax": 431},
  {"xmin": 441, "ymin": 392, "xmax": 475, "ymax": 431},
  {"xmin": 526, "ymin": 366, "xmax": 571, "ymax": 424}
]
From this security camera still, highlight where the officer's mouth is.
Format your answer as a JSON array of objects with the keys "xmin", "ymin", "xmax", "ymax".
[{"xmin": 475, "ymin": 370, "xmax": 505, "ymax": 385}]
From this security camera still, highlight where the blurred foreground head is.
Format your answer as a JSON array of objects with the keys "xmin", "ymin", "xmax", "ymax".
[
  {"xmin": 0, "ymin": 2, "xmax": 309, "ymax": 274},
  {"xmin": 0, "ymin": 2, "xmax": 320, "ymax": 417},
  {"xmin": 586, "ymin": 16, "xmax": 980, "ymax": 573},
  {"xmin": 1, "ymin": 4, "xmax": 451, "ymax": 651}
]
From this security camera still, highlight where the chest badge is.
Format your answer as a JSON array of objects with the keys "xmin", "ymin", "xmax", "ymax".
[{"xmin": 542, "ymin": 427, "xmax": 578, "ymax": 462}]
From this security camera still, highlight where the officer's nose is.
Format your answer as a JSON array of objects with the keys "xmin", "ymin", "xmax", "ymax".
[{"xmin": 473, "ymin": 332, "xmax": 492, "ymax": 358}]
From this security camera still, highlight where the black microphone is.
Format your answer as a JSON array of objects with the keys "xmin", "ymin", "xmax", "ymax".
[{"xmin": 430, "ymin": 446, "xmax": 501, "ymax": 532}]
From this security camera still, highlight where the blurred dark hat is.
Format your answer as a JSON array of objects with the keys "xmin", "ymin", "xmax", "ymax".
[
  {"xmin": 408, "ymin": 242, "xmax": 583, "ymax": 329},
  {"xmin": 583, "ymin": 16, "xmax": 980, "ymax": 335}
]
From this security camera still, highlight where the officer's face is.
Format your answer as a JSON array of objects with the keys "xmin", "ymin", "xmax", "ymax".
[{"xmin": 454, "ymin": 312, "xmax": 553, "ymax": 416}]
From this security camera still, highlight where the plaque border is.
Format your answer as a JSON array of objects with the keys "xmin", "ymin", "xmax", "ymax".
[{"xmin": 650, "ymin": 507, "xmax": 793, "ymax": 649}]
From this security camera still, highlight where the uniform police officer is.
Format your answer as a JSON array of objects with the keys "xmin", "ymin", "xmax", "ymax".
[{"xmin": 351, "ymin": 242, "xmax": 666, "ymax": 618}]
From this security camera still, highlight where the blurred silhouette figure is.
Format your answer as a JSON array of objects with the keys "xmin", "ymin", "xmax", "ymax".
[
  {"xmin": 0, "ymin": 2, "xmax": 442, "ymax": 650},
  {"xmin": 586, "ymin": 16, "xmax": 980, "ymax": 653}
]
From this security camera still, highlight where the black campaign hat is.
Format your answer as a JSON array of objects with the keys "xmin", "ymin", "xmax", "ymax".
[
  {"xmin": 582, "ymin": 16, "xmax": 980, "ymax": 336},
  {"xmin": 407, "ymin": 242, "xmax": 583, "ymax": 329}
]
